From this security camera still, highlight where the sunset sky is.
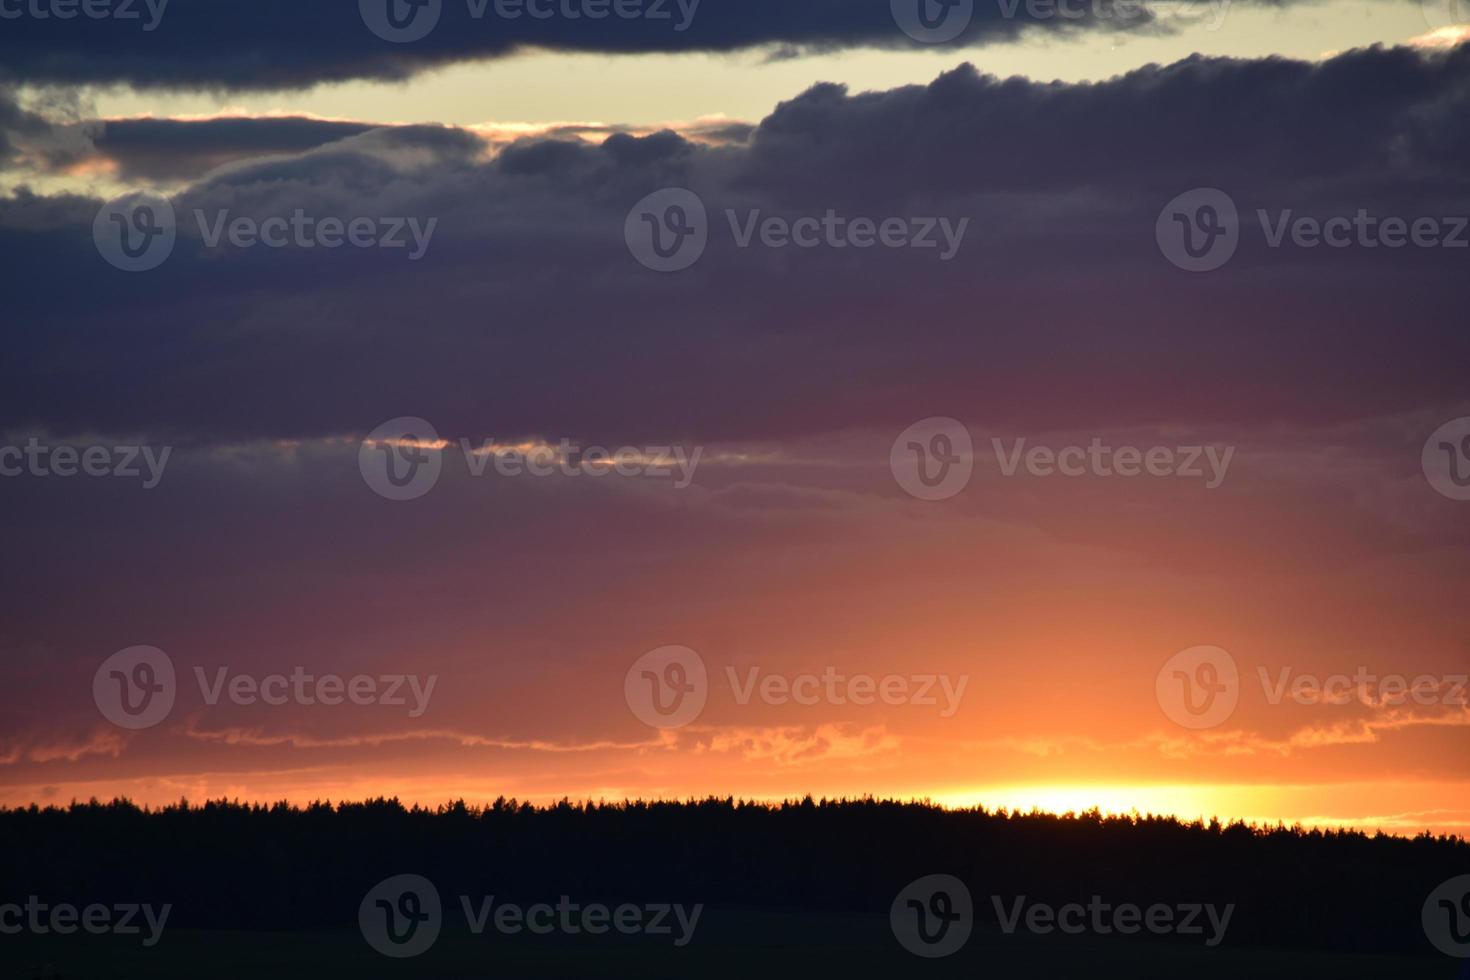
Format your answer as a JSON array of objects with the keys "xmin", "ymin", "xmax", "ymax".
[{"xmin": 1, "ymin": 0, "xmax": 1468, "ymax": 836}]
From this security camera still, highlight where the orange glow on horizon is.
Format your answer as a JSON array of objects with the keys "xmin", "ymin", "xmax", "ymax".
[{"xmin": 5, "ymin": 772, "xmax": 1468, "ymax": 839}]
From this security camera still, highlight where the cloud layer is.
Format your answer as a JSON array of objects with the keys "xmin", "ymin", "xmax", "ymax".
[
  {"xmin": 3, "ymin": 45, "xmax": 1468, "ymax": 446},
  {"xmin": 2, "ymin": 40, "xmax": 1468, "ymax": 827},
  {"xmin": 0, "ymin": 0, "xmax": 1173, "ymax": 91}
]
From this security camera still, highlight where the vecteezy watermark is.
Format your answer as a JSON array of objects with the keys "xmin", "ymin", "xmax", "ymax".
[
  {"xmin": 94, "ymin": 192, "xmax": 176, "ymax": 272},
  {"xmin": 1156, "ymin": 645, "xmax": 1240, "ymax": 729},
  {"xmin": 625, "ymin": 188, "xmax": 969, "ymax": 272},
  {"xmin": 92, "ymin": 647, "xmax": 177, "ymax": 730},
  {"xmin": 358, "ymin": 417, "xmax": 703, "ymax": 501},
  {"xmin": 992, "ymin": 437, "xmax": 1234, "ymax": 488},
  {"xmin": 890, "ymin": 420, "xmax": 1235, "ymax": 501},
  {"xmin": 93, "ymin": 646, "xmax": 438, "ymax": 730},
  {"xmin": 1157, "ymin": 646, "xmax": 1467, "ymax": 730},
  {"xmin": 359, "ymin": 0, "xmax": 443, "ymax": 41},
  {"xmin": 625, "ymin": 188, "xmax": 708, "ymax": 273},
  {"xmin": 0, "ymin": 0, "xmax": 169, "ymax": 29},
  {"xmin": 891, "ymin": 875, "xmax": 973, "ymax": 958},
  {"xmin": 194, "ymin": 210, "xmax": 437, "ymax": 260},
  {"xmin": 891, "ymin": 417, "xmax": 974, "ymax": 502},
  {"xmin": 1424, "ymin": 875, "xmax": 1470, "ymax": 958},
  {"xmin": 891, "ymin": 877, "xmax": 1230, "ymax": 957},
  {"xmin": 624, "ymin": 647, "xmax": 968, "ymax": 729},
  {"xmin": 625, "ymin": 645, "xmax": 708, "ymax": 729},
  {"xmin": 94, "ymin": 194, "xmax": 437, "ymax": 270},
  {"xmin": 726, "ymin": 210, "xmax": 968, "ymax": 260},
  {"xmin": 1421, "ymin": 0, "xmax": 1470, "ymax": 32},
  {"xmin": 993, "ymin": 895, "xmax": 1234, "ymax": 947},
  {"xmin": 1156, "ymin": 188, "xmax": 1239, "ymax": 273},
  {"xmin": 360, "ymin": 875, "xmax": 442, "ymax": 958},
  {"xmin": 1158, "ymin": 188, "xmax": 1469, "ymax": 272},
  {"xmin": 728, "ymin": 666, "xmax": 968, "ymax": 717},
  {"xmin": 359, "ymin": 0, "xmax": 700, "ymax": 44},
  {"xmin": 995, "ymin": 0, "xmax": 1231, "ymax": 31},
  {"xmin": 891, "ymin": 0, "xmax": 974, "ymax": 43},
  {"xmin": 461, "ymin": 896, "xmax": 701, "ymax": 947},
  {"xmin": 0, "ymin": 438, "xmax": 171, "ymax": 488},
  {"xmin": 1423, "ymin": 417, "xmax": 1470, "ymax": 502},
  {"xmin": 358, "ymin": 418, "xmax": 445, "ymax": 501},
  {"xmin": 1258, "ymin": 667, "xmax": 1467, "ymax": 708},
  {"xmin": 359, "ymin": 874, "xmax": 702, "ymax": 958},
  {"xmin": 0, "ymin": 898, "xmax": 171, "ymax": 947},
  {"xmin": 1257, "ymin": 209, "xmax": 1468, "ymax": 251}
]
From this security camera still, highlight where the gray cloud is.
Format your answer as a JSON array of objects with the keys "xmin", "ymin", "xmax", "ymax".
[
  {"xmin": 1, "ymin": 45, "xmax": 1467, "ymax": 448},
  {"xmin": 0, "ymin": 0, "xmax": 1165, "ymax": 91}
]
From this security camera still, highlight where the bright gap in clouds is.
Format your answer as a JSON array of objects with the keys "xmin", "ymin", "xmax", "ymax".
[
  {"xmin": 86, "ymin": 0, "xmax": 1437, "ymax": 129},
  {"xmin": 936, "ymin": 782, "xmax": 1470, "ymax": 834}
]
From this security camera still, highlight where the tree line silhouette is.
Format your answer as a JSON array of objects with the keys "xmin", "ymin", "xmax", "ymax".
[{"xmin": 2, "ymin": 796, "xmax": 1464, "ymax": 955}]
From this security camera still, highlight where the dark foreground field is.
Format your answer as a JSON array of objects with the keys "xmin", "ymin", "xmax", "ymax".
[
  {"xmin": 4, "ymin": 915, "xmax": 1462, "ymax": 980},
  {"xmin": 3, "ymin": 798, "xmax": 1468, "ymax": 978}
]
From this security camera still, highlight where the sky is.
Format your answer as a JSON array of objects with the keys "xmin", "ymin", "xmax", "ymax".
[{"xmin": 1, "ymin": 0, "xmax": 1468, "ymax": 836}]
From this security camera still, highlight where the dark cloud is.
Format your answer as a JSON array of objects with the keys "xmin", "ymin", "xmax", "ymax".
[
  {"xmin": 739, "ymin": 45, "xmax": 1470, "ymax": 201},
  {"xmin": 0, "ymin": 88, "xmax": 30, "ymax": 162},
  {"xmin": 0, "ymin": 85, "xmax": 95, "ymax": 170},
  {"xmin": 0, "ymin": 0, "xmax": 1166, "ymax": 91},
  {"xmin": 6, "ymin": 114, "xmax": 745, "ymax": 184},
  {"xmin": 91, "ymin": 116, "xmax": 381, "ymax": 181},
  {"xmin": 1, "ymin": 45, "xmax": 1467, "ymax": 448}
]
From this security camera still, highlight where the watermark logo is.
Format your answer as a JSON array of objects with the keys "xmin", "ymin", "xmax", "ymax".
[
  {"xmin": 892, "ymin": 0, "xmax": 973, "ymax": 42},
  {"xmin": 626, "ymin": 649, "xmax": 965, "ymax": 727},
  {"xmin": 359, "ymin": 417, "xmax": 444, "ymax": 501},
  {"xmin": 1423, "ymin": 417, "xmax": 1470, "ymax": 502},
  {"xmin": 992, "ymin": 437, "xmax": 1234, "ymax": 488},
  {"xmin": 193, "ymin": 667, "xmax": 437, "ymax": 717},
  {"xmin": 1157, "ymin": 188, "xmax": 1238, "ymax": 273},
  {"xmin": 193, "ymin": 210, "xmax": 437, "ymax": 260},
  {"xmin": 94, "ymin": 648, "xmax": 438, "ymax": 729},
  {"xmin": 99, "ymin": 199, "xmax": 438, "ymax": 269},
  {"xmin": 727, "ymin": 667, "xmax": 967, "ymax": 717},
  {"xmin": 626, "ymin": 188, "xmax": 707, "ymax": 273},
  {"xmin": 359, "ymin": 421, "xmax": 703, "ymax": 500},
  {"xmin": 362, "ymin": 0, "xmax": 698, "ymax": 42},
  {"xmin": 360, "ymin": 874, "xmax": 442, "ymax": 958},
  {"xmin": 627, "ymin": 190, "xmax": 969, "ymax": 271},
  {"xmin": 993, "ymin": 896, "xmax": 1233, "ymax": 946},
  {"xmin": 994, "ymin": 0, "xmax": 1232, "ymax": 30},
  {"xmin": 1259, "ymin": 667, "xmax": 1465, "ymax": 708},
  {"xmin": 893, "ymin": 424, "xmax": 1233, "ymax": 497},
  {"xmin": 1160, "ymin": 189, "xmax": 1468, "ymax": 271},
  {"xmin": 891, "ymin": 418, "xmax": 973, "ymax": 501},
  {"xmin": 1424, "ymin": 875, "xmax": 1470, "ymax": 958},
  {"xmin": 0, "ymin": 438, "xmax": 171, "ymax": 487},
  {"xmin": 360, "ymin": 0, "xmax": 442, "ymax": 42},
  {"xmin": 0, "ymin": 0, "xmax": 169, "ymax": 29},
  {"xmin": 0, "ymin": 898, "xmax": 171, "ymax": 947},
  {"xmin": 93, "ymin": 646, "xmax": 176, "ymax": 731},
  {"xmin": 1156, "ymin": 645, "xmax": 1239, "ymax": 729},
  {"xmin": 625, "ymin": 645, "xmax": 708, "ymax": 729},
  {"xmin": 891, "ymin": 874, "xmax": 973, "ymax": 957},
  {"xmin": 461, "ymin": 895, "xmax": 702, "ymax": 944},
  {"xmin": 94, "ymin": 192, "xmax": 176, "ymax": 272},
  {"xmin": 725, "ymin": 210, "xmax": 968, "ymax": 259},
  {"xmin": 359, "ymin": 875, "xmax": 700, "ymax": 956},
  {"xmin": 1258, "ymin": 209, "xmax": 1467, "ymax": 250},
  {"xmin": 1422, "ymin": 0, "xmax": 1470, "ymax": 31}
]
